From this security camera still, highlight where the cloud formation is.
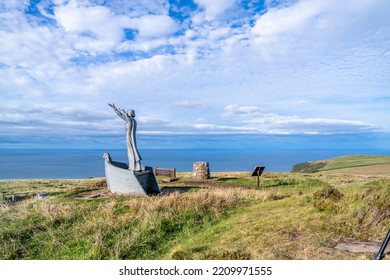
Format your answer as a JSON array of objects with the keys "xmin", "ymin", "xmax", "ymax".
[
  {"xmin": 222, "ymin": 104, "xmax": 374, "ymax": 134},
  {"xmin": 0, "ymin": 0, "xmax": 389, "ymax": 148}
]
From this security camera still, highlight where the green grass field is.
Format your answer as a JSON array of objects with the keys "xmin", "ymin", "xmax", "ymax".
[
  {"xmin": 1, "ymin": 156, "xmax": 389, "ymax": 260},
  {"xmin": 292, "ymin": 155, "xmax": 390, "ymax": 173}
]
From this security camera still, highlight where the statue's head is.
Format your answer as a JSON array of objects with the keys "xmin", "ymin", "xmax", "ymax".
[{"xmin": 127, "ymin": 109, "xmax": 135, "ymax": 117}]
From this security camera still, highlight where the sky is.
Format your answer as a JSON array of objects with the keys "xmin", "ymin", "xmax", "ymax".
[{"xmin": 0, "ymin": 0, "xmax": 389, "ymax": 150}]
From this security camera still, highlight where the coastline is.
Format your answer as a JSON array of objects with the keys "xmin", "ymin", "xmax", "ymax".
[{"xmin": 1, "ymin": 150, "xmax": 389, "ymax": 180}]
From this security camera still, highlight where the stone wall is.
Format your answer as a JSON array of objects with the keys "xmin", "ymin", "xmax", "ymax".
[{"xmin": 192, "ymin": 162, "xmax": 210, "ymax": 180}]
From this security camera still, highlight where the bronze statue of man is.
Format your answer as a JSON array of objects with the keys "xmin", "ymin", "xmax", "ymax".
[{"xmin": 109, "ymin": 103, "xmax": 142, "ymax": 171}]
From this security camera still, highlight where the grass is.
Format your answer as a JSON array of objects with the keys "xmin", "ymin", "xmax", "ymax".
[
  {"xmin": 323, "ymin": 155, "xmax": 390, "ymax": 171},
  {"xmin": 0, "ymin": 178, "xmax": 105, "ymax": 201},
  {"xmin": 1, "ymin": 169, "xmax": 389, "ymax": 260},
  {"xmin": 0, "ymin": 178, "xmax": 277, "ymax": 259},
  {"xmin": 292, "ymin": 155, "xmax": 390, "ymax": 173},
  {"xmin": 166, "ymin": 177, "xmax": 390, "ymax": 260}
]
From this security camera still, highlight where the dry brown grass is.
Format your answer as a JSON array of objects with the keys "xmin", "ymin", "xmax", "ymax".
[
  {"xmin": 0, "ymin": 185, "xmax": 282, "ymax": 259},
  {"xmin": 321, "ymin": 164, "xmax": 390, "ymax": 177},
  {"xmin": 1, "ymin": 172, "xmax": 389, "ymax": 260}
]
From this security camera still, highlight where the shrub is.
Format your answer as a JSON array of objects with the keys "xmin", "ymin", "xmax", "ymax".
[
  {"xmin": 313, "ymin": 185, "xmax": 343, "ymax": 211},
  {"xmin": 356, "ymin": 180, "xmax": 390, "ymax": 228},
  {"xmin": 291, "ymin": 161, "xmax": 327, "ymax": 173},
  {"xmin": 204, "ymin": 249, "xmax": 252, "ymax": 260}
]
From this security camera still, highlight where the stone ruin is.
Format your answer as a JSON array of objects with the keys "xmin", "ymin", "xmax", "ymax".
[{"xmin": 192, "ymin": 162, "xmax": 210, "ymax": 180}]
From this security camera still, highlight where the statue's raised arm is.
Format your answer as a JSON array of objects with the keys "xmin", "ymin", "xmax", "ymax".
[{"xmin": 108, "ymin": 103, "xmax": 127, "ymax": 121}]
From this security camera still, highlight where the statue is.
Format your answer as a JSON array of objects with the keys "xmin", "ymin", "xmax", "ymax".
[
  {"xmin": 109, "ymin": 103, "xmax": 142, "ymax": 171},
  {"xmin": 103, "ymin": 104, "xmax": 160, "ymax": 195}
]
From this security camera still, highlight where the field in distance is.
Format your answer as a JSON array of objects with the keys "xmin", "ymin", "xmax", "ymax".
[{"xmin": 292, "ymin": 155, "xmax": 390, "ymax": 176}]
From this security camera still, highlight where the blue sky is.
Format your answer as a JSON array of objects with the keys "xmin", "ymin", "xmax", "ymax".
[{"xmin": 0, "ymin": 0, "xmax": 389, "ymax": 150}]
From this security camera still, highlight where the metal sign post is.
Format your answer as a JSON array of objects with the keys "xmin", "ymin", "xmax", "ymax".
[
  {"xmin": 374, "ymin": 228, "xmax": 390, "ymax": 260},
  {"xmin": 251, "ymin": 166, "xmax": 265, "ymax": 188}
]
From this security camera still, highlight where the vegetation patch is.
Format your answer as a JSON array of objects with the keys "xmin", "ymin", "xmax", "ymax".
[
  {"xmin": 292, "ymin": 161, "xmax": 327, "ymax": 173},
  {"xmin": 356, "ymin": 179, "xmax": 390, "ymax": 229},
  {"xmin": 313, "ymin": 185, "xmax": 343, "ymax": 211},
  {"xmin": 1, "ymin": 170, "xmax": 389, "ymax": 260},
  {"xmin": 0, "ymin": 183, "xmax": 277, "ymax": 259},
  {"xmin": 291, "ymin": 155, "xmax": 390, "ymax": 173},
  {"xmin": 203, "ymin": 248, "xmax": 252, "ymax": 260}
]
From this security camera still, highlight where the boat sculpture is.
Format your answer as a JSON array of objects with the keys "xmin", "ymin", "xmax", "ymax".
[
  {"xmin": 103, "ymin": 153, "xmax": 160, "ymax": 195},
  {"xmin": 103, "ymin": 104, "xmax": 160, "ymax": 195}
]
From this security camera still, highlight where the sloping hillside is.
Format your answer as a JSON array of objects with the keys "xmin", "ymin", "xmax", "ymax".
[{"xmin": 291, "ymin": 155, "xmax": 390, "ymax": 174}]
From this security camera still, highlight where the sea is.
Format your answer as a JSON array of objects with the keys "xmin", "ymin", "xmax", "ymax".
[{"xmin": 0, "ymin": 148, "xmax": 389, "ymax": 180}]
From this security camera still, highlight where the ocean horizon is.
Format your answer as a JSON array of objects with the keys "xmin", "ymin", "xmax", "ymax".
[{"xmin": 0, "ymin": 148, "xmax": 389, "ymax": 180}]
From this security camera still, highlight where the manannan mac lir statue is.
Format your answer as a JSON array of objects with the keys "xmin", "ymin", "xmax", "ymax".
[
  {"xmin": 103, "ymin": 104, "xmax": 160, "ymax": 195},
  {"xmin": 109, "ymin": 103, "xmax": 142, "ymax": 171}
]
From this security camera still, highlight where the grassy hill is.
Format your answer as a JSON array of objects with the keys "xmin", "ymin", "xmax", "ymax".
[
  {"xmin": 1, "ymin": 171, "xmax": 389, "ymax": 260},
  {"xmin": 291, "ymin": 155, "xmax": 390, "ymax": 174}
]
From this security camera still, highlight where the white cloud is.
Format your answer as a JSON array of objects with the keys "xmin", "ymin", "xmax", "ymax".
[
  {"xmin": 0, "ymin": 103, "xmax": 116, "ymax": 137},
  {"xmin": 54, "ymin": 1, "xmax": 131, "ymax": 53},
  {"xmin": 138, "ymin": 116, "xmax": 171, "ymax": 127},
  {"xmin": 193, "ymin": 123, "xmax": 216, "ymax": 129},
  {"xmin": 194, "ymin": 0, "xmax": 238, "ymax": 20},
  {"xmin": 223, "ymin": 104, "xmax": 264, "ymax": 118},
  {"xmin": 99, "ymin": 0, "xmax": 170, "ymax": 17},
  {"xmin": 249, "ymin": 0, "xmax": 389, "ymax": 61},
  {"xmin": 174, "ymin": 100, "xmax": 205, "ymax": 108},
  {"xmin": 0, "ymin": 8, "xmax": 70, "ymax": 68},
  {"xmin": 137, "ymin": 15, "xmax": 178, "ymax": 37},
  {"xmin": 51, "ymin": 1, "xmax": 178, "ymax": 54},
  {"xmin": 0, "ymin": 0, "xmax": 29, "ymax": 10},
  {"xmin": 223, "ymin": 104, "xmax": 374, "ymax": 134},
  {"xmin": 252, "ymin": 0, "xmax": 325, "ymax": 38},
  {"xmin": 255, "ymin": 0, "xmax": 379, "ymax": 39}
]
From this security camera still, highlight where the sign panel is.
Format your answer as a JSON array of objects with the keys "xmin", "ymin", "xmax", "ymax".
[{"xmin": 251, "ymin": 166, "xmax": 265, "ymax": 177}]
